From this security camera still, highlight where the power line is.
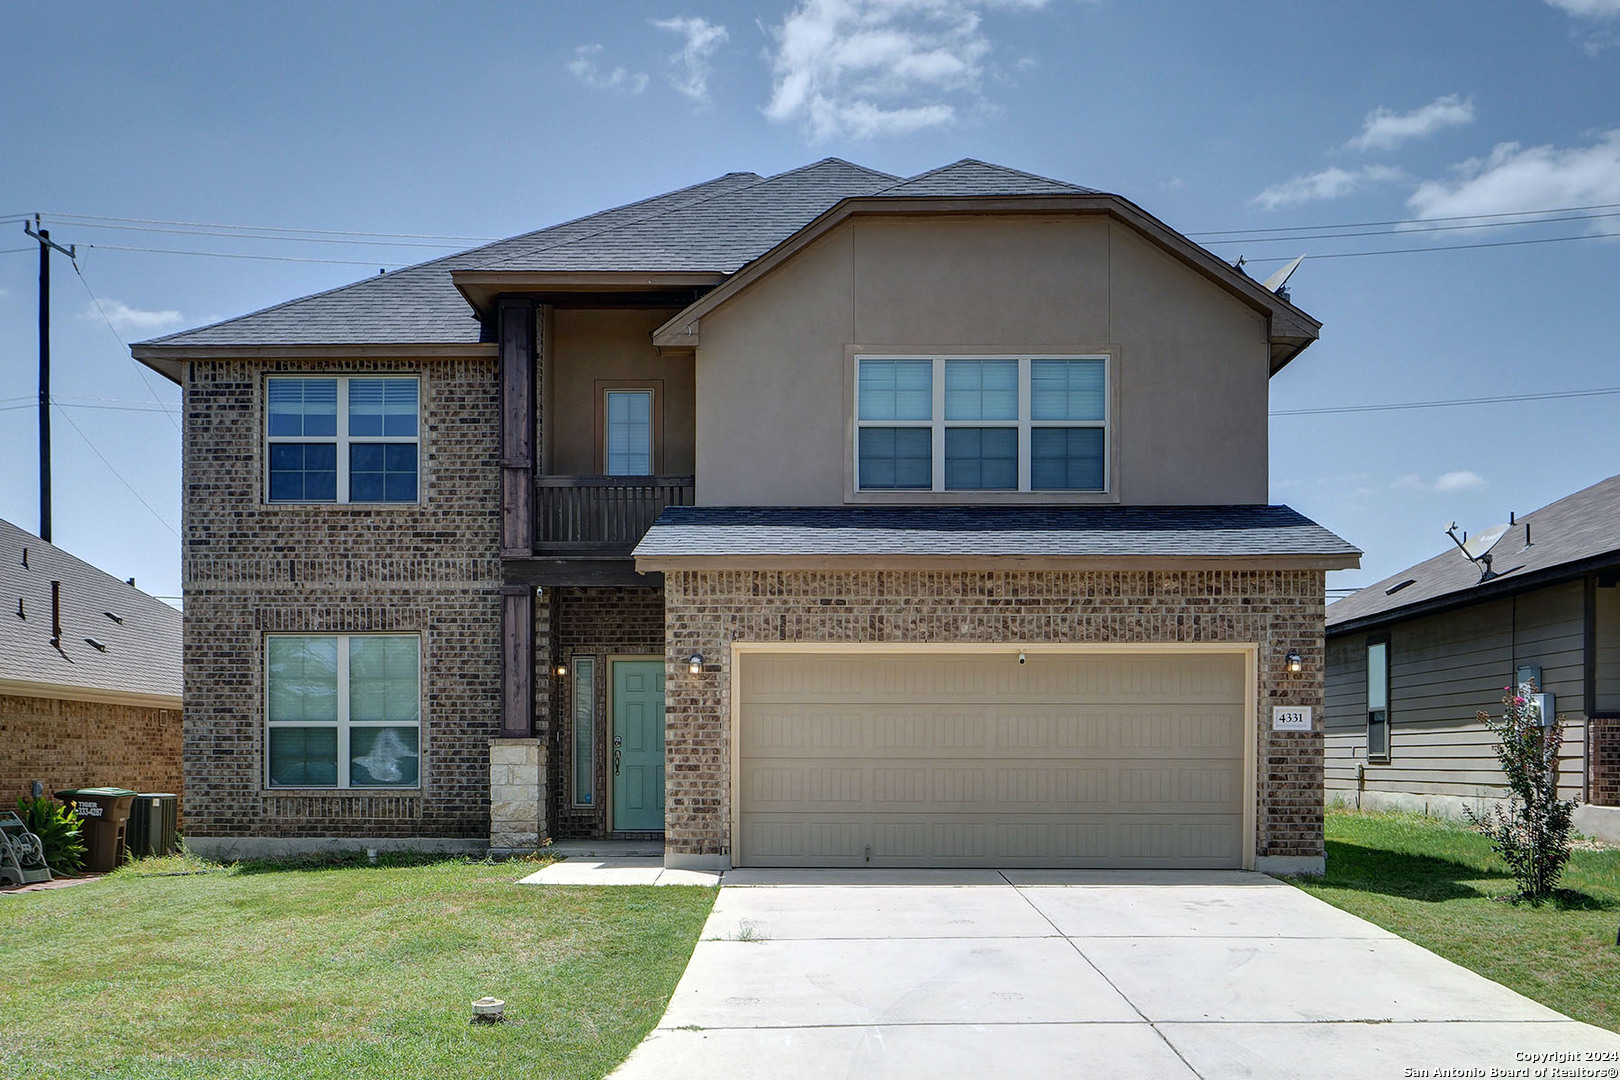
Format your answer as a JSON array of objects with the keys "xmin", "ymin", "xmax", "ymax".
[
  {"xmin": 55, "ymin": 219, "xmax": 471, "ymax": 250},
  {"xmin": 1200, "ymin": 209, "xmax": 1620, "ymax": 247},
  {"xmin": 51, "ymin": 404, "xmax": 180, "ymax": 538},
  {"xmin": 1187, "ymin": 200, "xmax": 1620, "ymax": 237},
  {"xmin": 42, "ymin": 211, "xmax": 497, "ymax": 243},
  {"xmin": 1270, "ymin": 385, "xmax": 1620, "ymax": 417},
  {"xmin": 82, "ymin": 242, "xmax": 405, "ymax": 267},
  {"xmin": 1241, "ymin": 231, "xmax": 1610, "ymax": 265},
  {"xmin": 71, "ymin": 257, "xmax": 183, "ymax": 433}
]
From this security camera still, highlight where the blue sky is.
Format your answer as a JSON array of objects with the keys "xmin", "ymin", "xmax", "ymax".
[{"xmin": 3, "ymin": 0, "xmax": 1619, "ymax": 607}]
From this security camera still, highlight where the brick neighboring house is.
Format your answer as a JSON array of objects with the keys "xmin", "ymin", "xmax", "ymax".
[
  {"xmin": 0, "ymin": 518, "xmax": 183, "ymax": 806},
  {"xmin": 1325, "ymin": 474, "xmax": 1620, "ymax": 844},
  {"xmin": 133, "ymin": 158, "xmax": 1358, "ymax": 871}
]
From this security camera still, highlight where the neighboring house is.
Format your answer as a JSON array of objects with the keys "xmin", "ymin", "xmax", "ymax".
[
  {"xmin": 1324, "ymin": 474, "xmax": 1620, "ymax": 843},
  {"xmin": 132, "ymin": 158, "xmax": 1358, "ymax": 871},
  {"xmin": 0, "ymin": 518, "xmax": 183, "ymax": 806}
]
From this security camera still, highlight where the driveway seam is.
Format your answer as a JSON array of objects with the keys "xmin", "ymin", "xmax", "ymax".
[{"xmin": 999, "ymin": 870, "xmax": 1208, "ymax": 1080}]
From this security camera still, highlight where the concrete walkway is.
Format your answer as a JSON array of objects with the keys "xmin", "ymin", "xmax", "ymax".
[{"xmin": 597, "ymin": 868, "xmax": 1620, "ymax": 1080}]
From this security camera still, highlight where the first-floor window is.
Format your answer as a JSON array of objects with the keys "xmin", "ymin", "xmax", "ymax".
[
  {"xmin": 1366, "ymin": 637, "xmax": 1390, "ymax": 761},
  {"xmin": 266, "ymin": 634, "xmax": 421, "ymax": 788}
]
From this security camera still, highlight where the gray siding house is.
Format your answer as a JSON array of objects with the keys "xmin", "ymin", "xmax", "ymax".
[
  {"xmin": 1325, "ymin": 474, "xmax": 1620, "ymax": 842},
  {"xmin": 134, "ymin": 158, "xmax": 1358, "ymax": 871}
]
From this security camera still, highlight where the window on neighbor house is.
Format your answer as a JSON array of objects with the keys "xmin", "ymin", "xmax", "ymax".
[
  {"xmin": 855, "ymin": 357, "xmax": 1107, "ymax": 492},
  {"xmin": 1367, "ymin": 637, "xmax": 1390, "ymax": 761},
  {"xmin": 1595, "ymin": 583, "xmax": 1620, "ymax": 714},
  {"xmin": 267, "ymin": 377, "xmax": 419, "ymax": 503},
  {"xmin": 572, "ymin": 657, "xmax": 596, "ymax": 807},
  {"xmin": 266, "ymin": 635, "xmax": 421, "ymax": 788}
]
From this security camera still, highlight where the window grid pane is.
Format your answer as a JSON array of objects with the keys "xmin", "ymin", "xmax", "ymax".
[
  {"xmin": 350, "ymin": 443, "xmax": 418, "ymax": 503},
  {"xmin": 859, "ymin": 427, "xmax": 932, "ymax": 489},
  {"xmin": 268, "ymin": 443, "xmax": 338, "ymax": 502},
  {"xmin": 944, "ymin": 427, "xmax": 1017, "ymax": 490},
  {"xmin": 349, "ymin": 727, "xmax": 420, "ymax": 787},
  {"xmin": 348, "ymin": 379, "xmax": 419, "ymax": 438},
  {"xmin": 1031, "ymin": 359, "xmax": 1105, "ymax": 421},
  {"xmin": 348, "ymin": 636, "xmax": 420, "ymax": 723},
  {"xmin": 944, "ymin": 360, "xmax": 1018, "ymax": 421},
  {"xmin": 269, "ymin": 727, "xmax": 339, "ymax": 787},
  {"xmin": 1030, "ymin": 427, "xmax": 1105, "ymax": 490},
  {"xmin": 267, "ymin": 637, "xmax": 339, "ymax": 722},
  {"xmin": 267, "ymin": 379, "xmax": 337, "ymax": 437},
  {"xmin": 859, "ymin": 360, "xmax": 932, "ymax": 421}
]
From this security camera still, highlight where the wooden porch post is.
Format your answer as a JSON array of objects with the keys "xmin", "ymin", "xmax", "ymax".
[{"xmin": 499, "ymin": 297, "xmax": 537, "ymax": 737}]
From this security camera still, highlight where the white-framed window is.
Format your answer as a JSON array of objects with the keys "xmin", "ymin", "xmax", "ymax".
[
  {"xmin": 1366, "ymin": 637, "xmax": 1390, "ymax": 762},
  {"xmin": 267, "ymin": 376, "xmax": 420, "ymax": 503},
  {"xmin": 854, "ymin": 356, "xmax": 1108, "ymax": 492},
  {"xmin": 265, "ymin": 634, "xmax": 421, "ymax": 789},
  {"xmin": 604, "ymin": 389, "xmax": 653, "ymax": 475},
  {"xmin": 572, "ymin": 657, "xmax": 597, "ymax": 807}
]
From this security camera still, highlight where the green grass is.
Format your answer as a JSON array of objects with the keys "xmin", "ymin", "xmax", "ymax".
[
  {"xmin": 1290, "ymin": 808, "xmax": 1620, "ymax": 1032},
  {"xmin": 1, "ymin": 853, "xmax": 716, "ymax": 1080}
]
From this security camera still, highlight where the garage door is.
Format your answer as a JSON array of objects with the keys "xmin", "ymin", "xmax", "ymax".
[{"xmin": 736, "ymin": 650, "xmax": 1249, "ymax": 868}]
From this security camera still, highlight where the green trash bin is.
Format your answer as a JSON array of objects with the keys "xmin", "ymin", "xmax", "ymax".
[{"xmin": 55, "ymin": 788, "xmax": 138, "ymax": 872}]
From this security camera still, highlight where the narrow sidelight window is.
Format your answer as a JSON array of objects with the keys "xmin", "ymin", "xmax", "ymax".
[
  {"xmin": 572, "ymin": 657, "xmax": 596, "ymax": 807},
  {"xmin": 1366, "ymin": 637, "xmax": 1390, "ymax": 761}
]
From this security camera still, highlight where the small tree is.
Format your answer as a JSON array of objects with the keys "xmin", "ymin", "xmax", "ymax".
[{"xmin": 1464, "ymin": 683, "xmax": 1578, "ymax": 902}]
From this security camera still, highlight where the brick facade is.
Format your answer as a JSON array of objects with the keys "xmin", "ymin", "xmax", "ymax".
[
  {"xmin": 1592, "ymin": 717, "xmax": 1620, "ymax": 807},
  {"xmin": 1, "ymin": 693, "xmax": 183, "ymax": 809},
  {"xmin": 543, "ymin": 585, "xmax": 665, "ymax": 839},
  {"xmin": 661, "ymin": 568, "xmax": 1327, "ymax": 865},
  {"xmin": 181, "ymin": 356, "xmax": 501, "ymax": 843}
]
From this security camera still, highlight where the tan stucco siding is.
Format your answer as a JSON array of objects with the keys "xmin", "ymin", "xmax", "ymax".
[
  {"xmin": 694, "ymin": 214, "xmax": 1270, "ymax": 507},
  {"xmin": 1325, "ymin": 581, "xmax": 1588, "ymax": 806},
  {"xmin": 549, "ymin": 308, "xmax": 693, "ymax": 476}
]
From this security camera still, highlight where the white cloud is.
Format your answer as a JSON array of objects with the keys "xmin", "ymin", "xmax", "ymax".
[
  {"xmin": 1407, "ymin": 131, "xmax": 1620, "ymax": 231},
  {"xmin": 567, "ymin": 44, "xmax": 649, "ymax": 94},
  {"xmin": 1344, "ymin": 94, "xmax": 1474, "ymax": 152},
  {"xmin": 80, "ymin": 299, "xmax": 183, "ymax": 335},
  {"xmin": 1250, "ymin": 165, "xmax": 1405, "ymax": 210},
  {"xmin": 1392, "ymin": 470, "xmax": 1487, "ymax": 493},
  {"xmin": 1544, "ymin": 0, "xmax": 1620, "ymax": 17},
  {"xmin": 653, "ymin": 16, "xmax": 729, "ymax": 101},
  {"xmin": 763, "ymin": 0, "xmax": 1050, "ymax": 141}
]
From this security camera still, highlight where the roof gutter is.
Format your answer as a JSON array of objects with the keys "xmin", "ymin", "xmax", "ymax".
[
  {"xmin": 1326, "ymin": 549, "xmax": 1620, "ymax": 637},
  {"xmin": 129, "ymin": 342, "xmax": 500, "ymax": 384}
]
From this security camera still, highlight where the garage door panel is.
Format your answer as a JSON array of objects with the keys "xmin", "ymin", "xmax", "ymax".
[
  {"xmin": 741, "ymin": 814, "xmax": 1244, "ymax": 868},
  {"xmin": 736, "ymin": 651, "xmax": 1248, "ymax": 868}
]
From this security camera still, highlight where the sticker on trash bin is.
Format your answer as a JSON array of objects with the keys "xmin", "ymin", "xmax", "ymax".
[
  {"xmin": 1272, "ymin": 706, "xmax": 1312, "ymax": 731},
  {"xmin": 75, "ymin": 803, "xmax": 104, "ymax": 816}
]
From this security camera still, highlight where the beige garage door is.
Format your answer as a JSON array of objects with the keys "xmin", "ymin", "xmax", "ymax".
[{"xmin": 736, "ymin": 650, "xmax": 1249, "ymax": 868}]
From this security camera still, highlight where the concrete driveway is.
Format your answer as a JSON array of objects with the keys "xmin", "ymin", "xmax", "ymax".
[{"xmin": 611, "ymin": 869, "xmax": 1620, "ymax": 1079}]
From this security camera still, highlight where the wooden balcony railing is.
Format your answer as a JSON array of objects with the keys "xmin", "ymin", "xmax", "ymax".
[{"xmin": 534, "ymin": 475, "xmax": 695, "ymax": 554}]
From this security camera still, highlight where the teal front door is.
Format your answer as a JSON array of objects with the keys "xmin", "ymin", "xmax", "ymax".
[{"xmin": 611, "ymin": 660, "xmax": 665, "ymax": 831}]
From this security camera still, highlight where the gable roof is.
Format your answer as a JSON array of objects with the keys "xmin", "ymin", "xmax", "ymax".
[
  {"xmin": 0, "ymin": 518, "xmax": 182, "ymax": 706},
  {"xmin": 635, "ymin": 504, "xmax": 1360, "ymax": 570},
  {"xmin": 132, "ymin": 158, "xmax": 1317, "ymax": 376},
  {"xmin": 1326, "ymin": 472, "xmax": 1620, "ymax": 636}
]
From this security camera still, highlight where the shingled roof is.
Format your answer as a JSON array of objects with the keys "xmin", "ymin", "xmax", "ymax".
[
  {"xmin": 634, "ymin": 505, "xmax": 1360, "ymax": 568},
  {"xmin": 131, "ymin": 159, "xmax": 1099, "ymax": 353},
  {"xmin": 0, "ymin": 519, "xmax": 182, "ymax": 705},
  {"xmin": 1326, "ymin": 472, "xmax": 1620, "ymax": 635}
]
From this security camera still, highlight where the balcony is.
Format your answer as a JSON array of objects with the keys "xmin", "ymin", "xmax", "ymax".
[{"xmin": 534, "ymin": 474, "xmax": 695, "ymax": 558}]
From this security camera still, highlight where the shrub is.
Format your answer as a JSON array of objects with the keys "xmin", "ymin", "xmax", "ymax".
[
  {"xmin": 15, "ymin": 797, "xmax": 86, "ymax": 875},
  {"xmin": 1464, "ymin": 683, "xmax": 1578, "ymax": 902}
]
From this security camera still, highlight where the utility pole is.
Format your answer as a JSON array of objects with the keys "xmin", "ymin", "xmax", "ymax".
[{"xmin": 23, "ymin": 216, "xmax": 75, "ymax": 543}]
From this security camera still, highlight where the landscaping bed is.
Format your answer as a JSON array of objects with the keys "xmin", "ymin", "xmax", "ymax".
[
  {"xmin": 1293, "ymin": 808, "xmax": 1620, "ymax": 1032},
  {"xmin": 1, "ymin": 853, "xmax": 716, "ymax": 1080}
]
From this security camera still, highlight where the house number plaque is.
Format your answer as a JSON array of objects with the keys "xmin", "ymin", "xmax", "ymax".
[{"xmin": 1272, "ymin": 706, "xmax": 1312, "ymax": 731}]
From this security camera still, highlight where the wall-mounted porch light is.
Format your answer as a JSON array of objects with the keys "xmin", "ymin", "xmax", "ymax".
[
  {"xmin": 554, "ymin": 663, "xmax": 568, "ymax": 677},
  {"xmin": 1285, "ymin": 651, "xmax": 1303, "ymax": 674},
  {"xmin": 687, "ymin": 652, "xmax": 704, "ymax": 675}
]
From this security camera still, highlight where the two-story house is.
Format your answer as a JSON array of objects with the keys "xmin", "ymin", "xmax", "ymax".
[{"xmin": 133, "ymin": 158, "xmax": 1357, "ymax": 872}]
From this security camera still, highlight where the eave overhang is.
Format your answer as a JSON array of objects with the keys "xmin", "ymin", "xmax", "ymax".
[
  {"xmin": 637, "ymin": 552, "xmax": 1360, "ymax": 574},
  {"xmin": 451, "ymin": 270, "xmax": 728, "ymax": 317},
  {"xmin": 129, "ymin": 341, "xmax": 500, "ymax": 384},
  {"xmin": 650, "ymin": 193, "xmax": 1323, "ymax": 376}
]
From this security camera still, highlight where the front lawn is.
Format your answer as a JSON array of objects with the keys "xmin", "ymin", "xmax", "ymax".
[
  {"xmin": 1291, "ymin": 808, "xmax": 1620, "ymax": 1032},
  {"xmin": 1, "ymin": 854, "xmax": 715, "ymax": 1080}
]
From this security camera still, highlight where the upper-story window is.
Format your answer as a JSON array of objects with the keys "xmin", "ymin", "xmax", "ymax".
[
  {"xmin": 855, "ymin": 356, "xmax": 1107, "ymax": 493},
  {"xmin": 605, "ymin": 389, "xmax": 653, "ymax": 476},
  {"xmin": 266, "ymin": 376, "xmax": 419, "ymax": 503}
]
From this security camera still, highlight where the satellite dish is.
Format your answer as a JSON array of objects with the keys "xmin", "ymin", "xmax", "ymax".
[
  {"xmin": 1445, "ymin": 521, "xmax": 1511, "ymax": 583},
  {"xmin": 1262, "ymin": 254, "xmax": 1306, "ymax": 294}
]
